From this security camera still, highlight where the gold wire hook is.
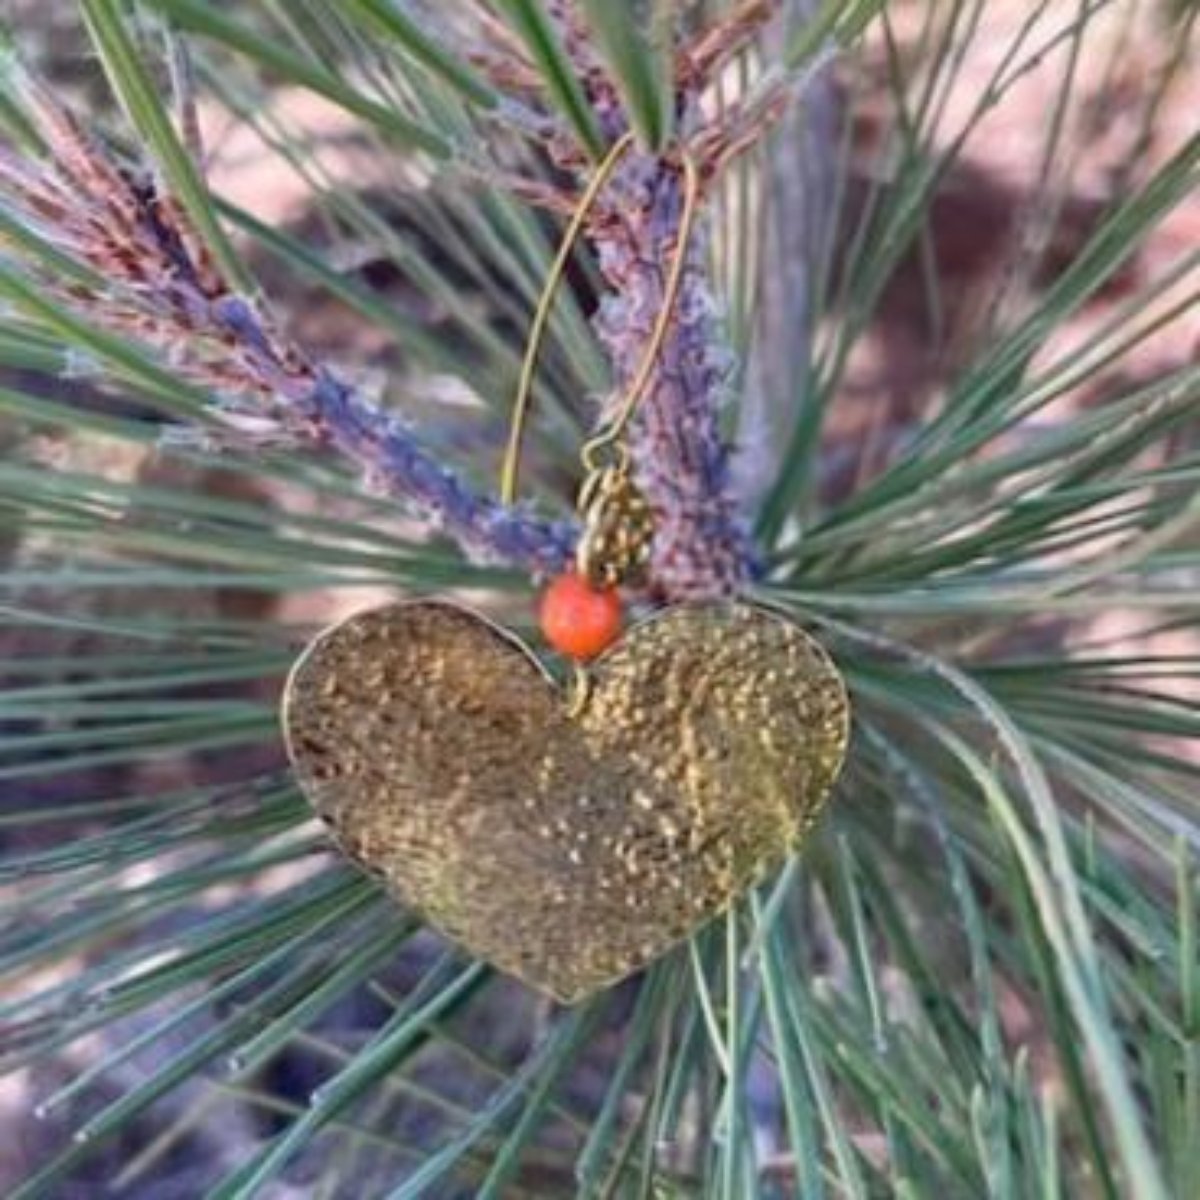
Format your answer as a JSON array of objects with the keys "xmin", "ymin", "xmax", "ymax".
[
  {"xmin": 566, "ymin": 661, "xmax": 593, "ymax": 718},
  {"xmin": 501, "ymin": 131, "xmax": 635, "ymax": 506},
  {"xmin": 584, "ymin": 149, "xmax": 701, "ymax": 462},
  {"xmin": 500, "ymin": 134, "xmax": 704, "ymax": 506}
]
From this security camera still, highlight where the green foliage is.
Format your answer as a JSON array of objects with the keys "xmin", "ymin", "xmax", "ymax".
[{"xmin": 1, "ymin": 2, "xmax": 1198, "ymax": 1197}]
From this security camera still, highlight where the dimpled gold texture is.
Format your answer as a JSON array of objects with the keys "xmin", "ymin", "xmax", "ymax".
[{"xmin": 283, "ymin": 601, "xmax": 849, "ymax": 1003}]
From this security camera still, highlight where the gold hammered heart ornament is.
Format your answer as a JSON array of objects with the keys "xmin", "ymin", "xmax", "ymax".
[{"xmin": 283, "ymin": 601, "xmax": 849, "ymax": 1003}]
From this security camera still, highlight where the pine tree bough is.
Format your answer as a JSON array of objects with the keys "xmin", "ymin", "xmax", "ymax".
[
  {"xmin": 1, "ymin": 1, "xmax": 803, "ymax": 596},
  {"xmin": 1, "ymin": 71, "xmax": 576, "ymax": 575},
  {"xmin": 512, "ymin": 1, "xmax": 793, "ymax": 599},
  {"xmin": 592, "ymin": 175, "xmax": 758, "ymax": 598}
]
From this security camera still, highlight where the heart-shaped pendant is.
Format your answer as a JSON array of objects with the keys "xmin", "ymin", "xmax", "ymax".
[{"xmin": 283, "ymin": 601, "xmax": 849, "ymax": 1002}]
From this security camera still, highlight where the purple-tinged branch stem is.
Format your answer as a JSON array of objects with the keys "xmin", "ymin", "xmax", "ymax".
[{"xmin": 1, "ymin": 80, "xmax": 575, "ymax": 576}]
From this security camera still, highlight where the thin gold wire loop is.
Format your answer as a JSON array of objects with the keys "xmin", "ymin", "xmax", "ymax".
[
  {"xmin": 586, "ymin": 149, "xmax": 701, "ymax": 460},
  {"xmin": 579, "ymin": 435, "xmax": 629, "ymax": 478},
  {"xmin": 500, "ymin": 135, "xmax": 705, "ymax": 508},
  {"xmin": 500, "ymin": 131, "xmax": 636, "ymax": 506},
  {"xmin": 566, "ymin": 661, "xmax": 592, "ymax": 717}
]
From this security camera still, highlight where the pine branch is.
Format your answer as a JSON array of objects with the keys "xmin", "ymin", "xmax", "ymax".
[
  {"xmin": 593, "ymin": 185, "xmax": 759, "ymax": 598},
  {"xmin": 1, "ymin": 71, "xmax": 576, "ymax": 575},
  {"xmin": 1, "ymin": 2, "xmax": 830, "ymax": 598}
]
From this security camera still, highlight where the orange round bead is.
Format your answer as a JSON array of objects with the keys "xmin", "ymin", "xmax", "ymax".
[{"xmin": 538, "ymin": 572, "xmax": 623, "ymax": 662}]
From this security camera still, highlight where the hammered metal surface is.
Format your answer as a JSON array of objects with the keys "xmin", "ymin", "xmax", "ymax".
[{"xmin": 283, "ymin": 601, "xmax": 849, "ymax": 1003}]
